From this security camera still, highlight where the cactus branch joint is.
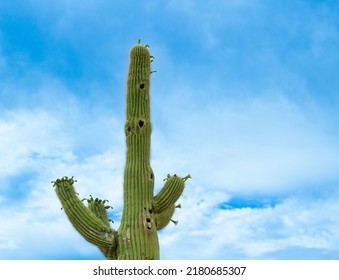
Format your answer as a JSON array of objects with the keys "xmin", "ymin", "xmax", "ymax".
[{"xmin": 52, "ymin": 40, "xmax": 191, "ymax": 260}]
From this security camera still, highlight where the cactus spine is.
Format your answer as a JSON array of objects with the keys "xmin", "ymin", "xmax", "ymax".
[{"xmin": 53, "ymin": 41, "xmax": 190, "ymax": 260}]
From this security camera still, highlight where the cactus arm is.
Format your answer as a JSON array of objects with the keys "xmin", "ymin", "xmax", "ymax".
[
  {"xmin": 85, "ymin": 196, "xmax": 113, "ymax": 227},
  {"xmin": 155, "ymin": 203, "xmax": 175, "ymax": 230},
  {"xmin": 155, "ymin": 203, "xmax": 182, "ymax": 230},
  {"xmin": 152, "ymin": 174, "xmax": 191, "ymax": 213},
  {"xmin": 53, "ymin": 176, "xmax": 118, "ymax": 259},
  {"xmin": 152, "ymin": 174, "xmax": 190, "ymax": 230},
  {"xmin": 86, "ymin": 197, "xmax": 116, "ymax": 259}
]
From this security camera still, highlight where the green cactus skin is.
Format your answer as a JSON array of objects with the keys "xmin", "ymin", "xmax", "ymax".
[
  {"xmin": 53, "ymin": 177, "xmax": 118, "ymax": 259},
  {"xmin": 53, "ymin": 41, "xmax": 190, "ymax": 260}
]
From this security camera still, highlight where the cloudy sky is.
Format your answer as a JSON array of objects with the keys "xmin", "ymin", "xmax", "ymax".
[{"xmin": 1, "ymin": 0, "xmax": 339, "ymax": 260}]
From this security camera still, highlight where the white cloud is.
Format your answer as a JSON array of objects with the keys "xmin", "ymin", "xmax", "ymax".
[
  {"xmin": 0, "ymin": 76, "xmax": 126, "ymax": 259},
  {"xmin": 159, "ymin": 188, "xmax": 339, "ymax": 259},
  {"xmin": 0, "ymin": 146, "xmax": 124, "ymax": 259},
  {"xmin": 0, "ymin": 109, "xmax": 67, "ymax": 173},
  {"xmin": 0, "ymin": 205, "xmax": 104, "ymax": 259},
  {"xmin": 0, "ymin": 111, "xmax": 124, "ymax": 260},
  {"xmin": 152, "ymin": 87, "xmax": 339, "ymax": 196}
]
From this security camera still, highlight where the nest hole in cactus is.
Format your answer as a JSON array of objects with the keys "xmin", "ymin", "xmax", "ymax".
[{"xmin": 138, "ymin": 120, "xmax": 144, "ymax": 128}]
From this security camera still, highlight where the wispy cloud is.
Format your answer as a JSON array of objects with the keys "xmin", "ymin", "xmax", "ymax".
[
  {"xmin": 0, "ymin": 93, "xmax": 124, "ymax": 259},
  {"xmin": 152, "ymin": 84, "xmax": 339, "ymax": 194},
  {"xmin": 160, "ymin": 189, "xmax": 339, "ymax": 259}
]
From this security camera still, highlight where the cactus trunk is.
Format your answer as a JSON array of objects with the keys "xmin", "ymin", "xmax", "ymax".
[
  {"xmin": 117, "ymin": 45, "xmax": 159, "ymax": 259},
  {"xmin": 53, "ymin": 41, "xmax": 190, "ymax": 260}
]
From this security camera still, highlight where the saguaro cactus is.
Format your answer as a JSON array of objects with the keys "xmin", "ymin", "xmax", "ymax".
[{"xmin": 52, "ymin": 41, "xmax": 190, "ymax": 260}]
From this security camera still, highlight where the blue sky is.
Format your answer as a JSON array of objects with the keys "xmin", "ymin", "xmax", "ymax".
[{"xmin": 1, "ymin": 0, "xmax": 339, "ymax": 260}]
